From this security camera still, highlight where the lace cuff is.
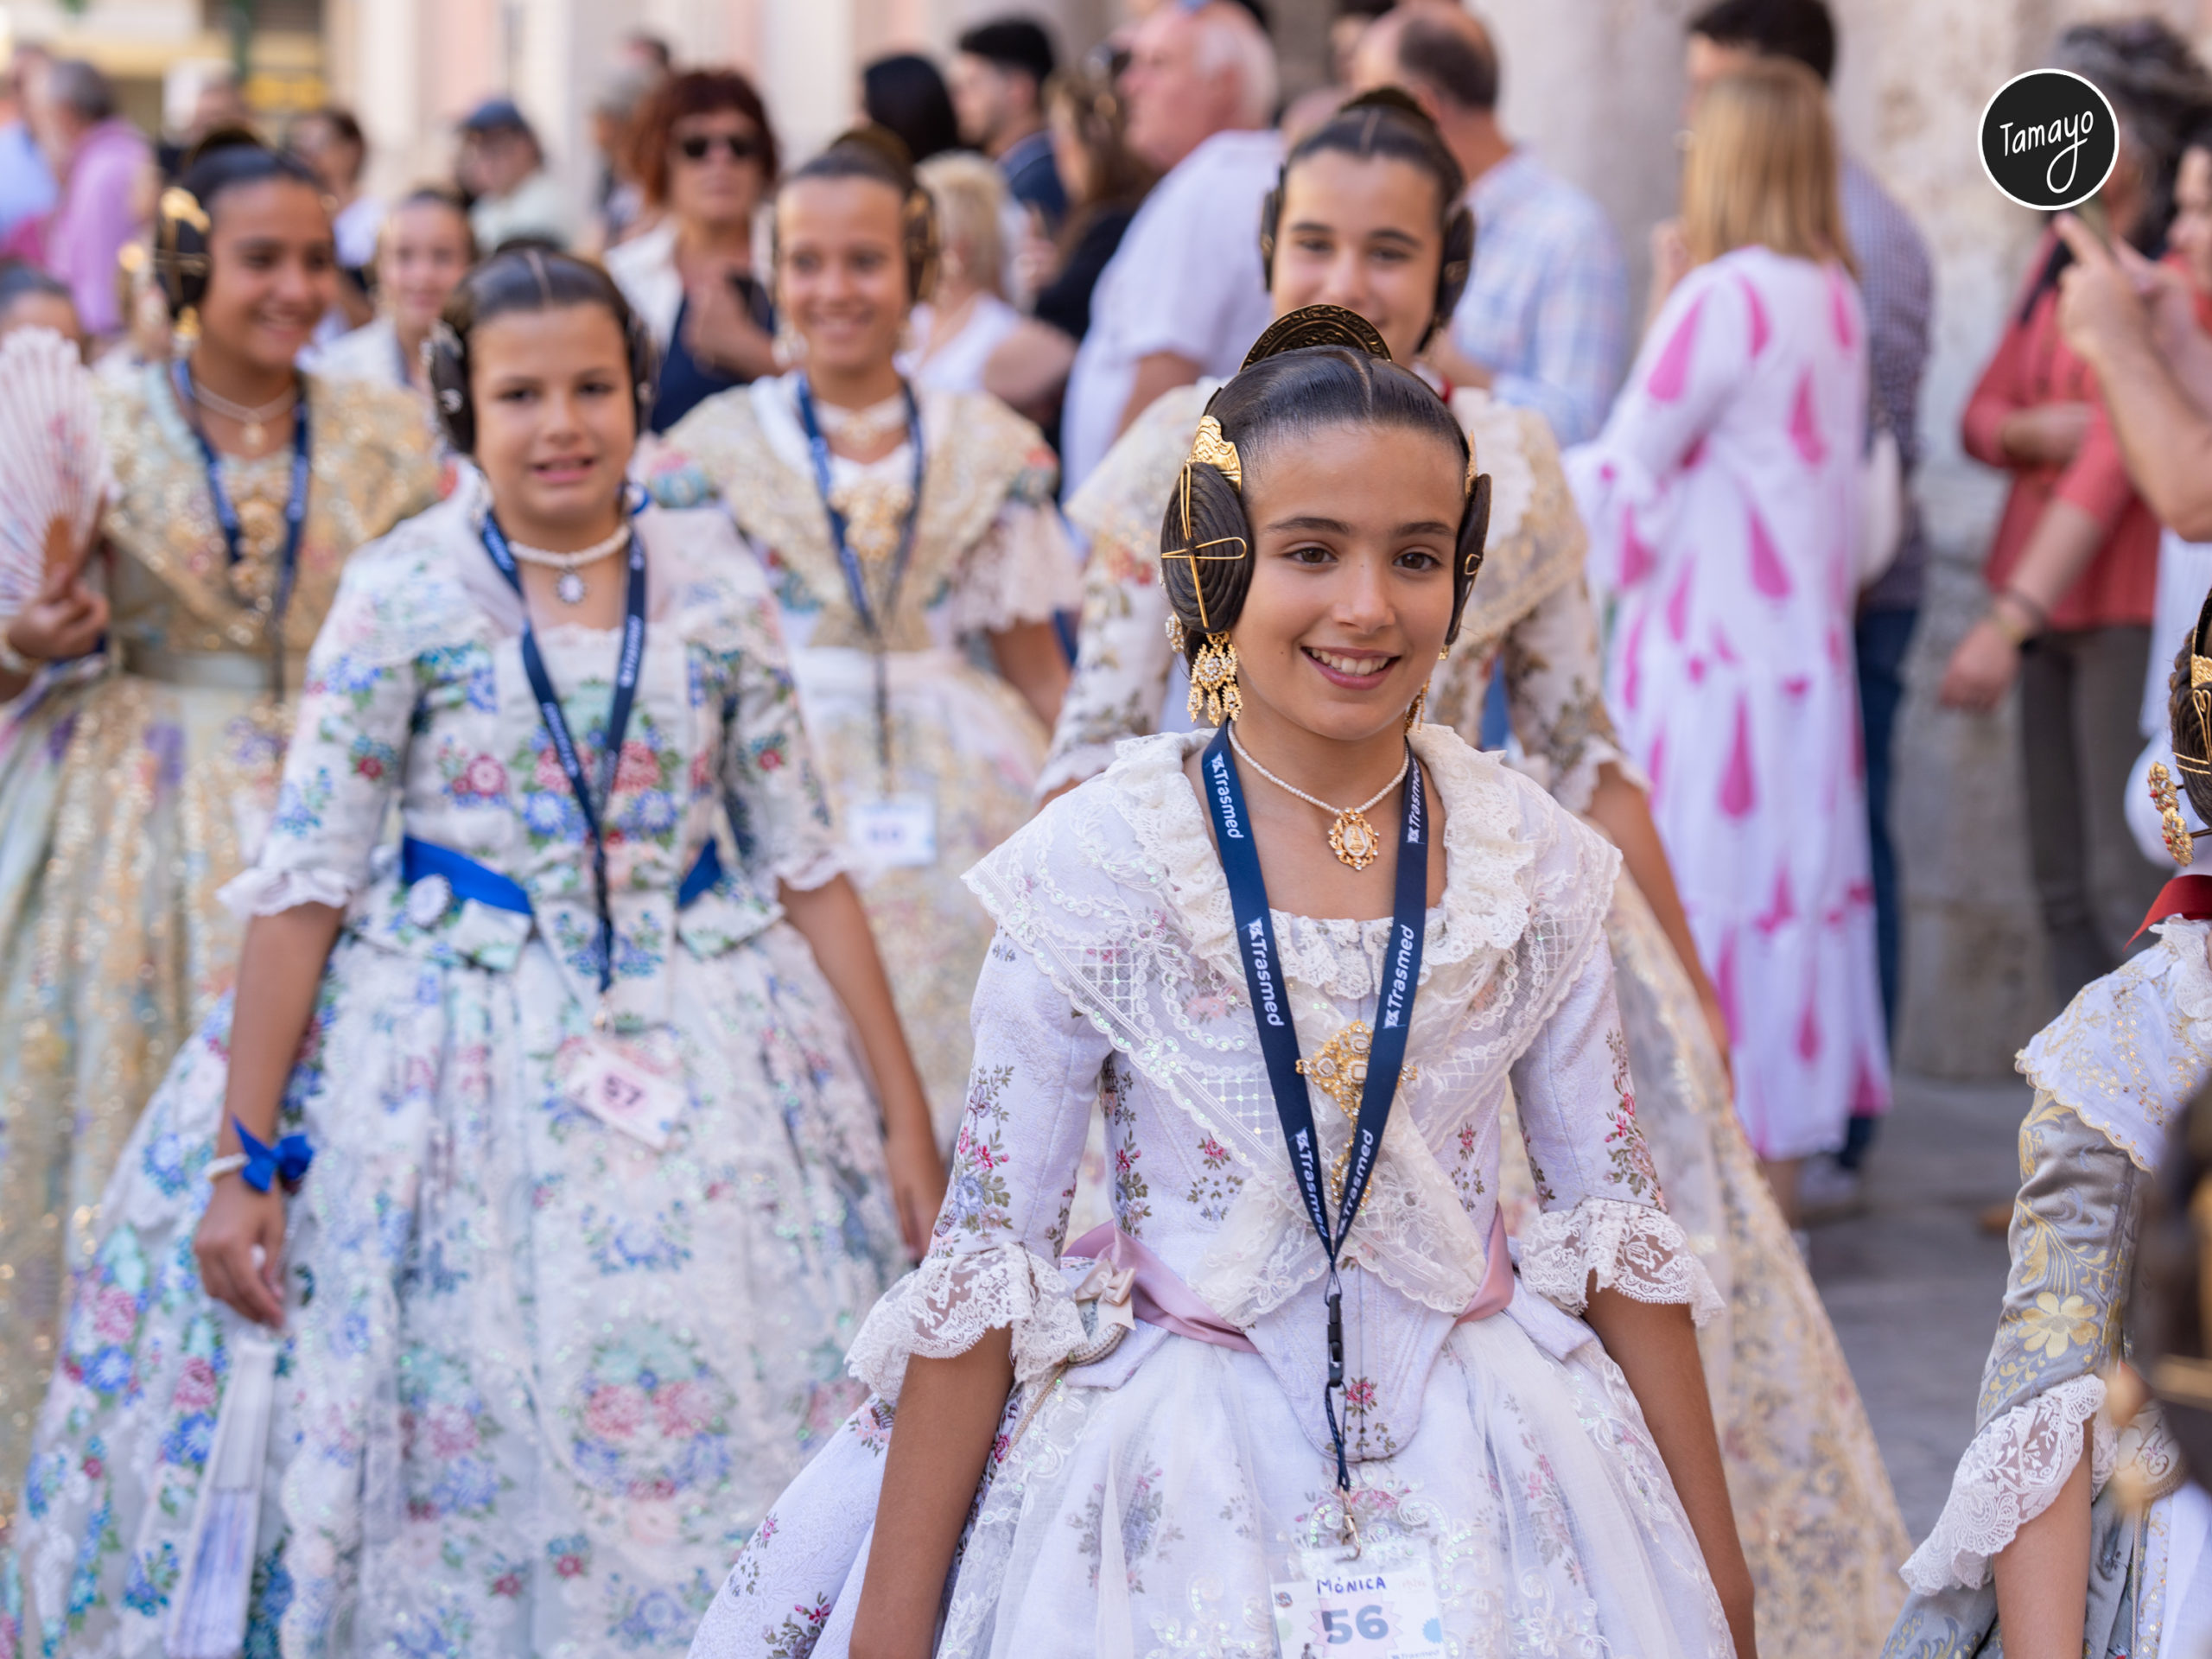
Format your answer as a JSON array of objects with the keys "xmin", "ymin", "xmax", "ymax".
[
  {"xmin": 1518, "ymin": 1197, "xmax": 1725, "ymax": 1325},
  {"xmin": 218, "ymin": 865, "xmax": 356, "ymax": 918},
  {"xmin": 944, "ymin": 500, "xmax": 1083, "ymax": 637},
  {"xmin": 845, "ymin": 1242, "xmax": 1090, "ymax": 1403},
  {"xmin": 1899, "ymin": 1374, "xmax": 2115, "ymax": 1593},
  {"xmin": 770, "ymin": 845, "xmax": 848, "ymax": 894},
  {"xmin": 1033, "ymin": 740, "xmax": 1121, "ymax": 800}
]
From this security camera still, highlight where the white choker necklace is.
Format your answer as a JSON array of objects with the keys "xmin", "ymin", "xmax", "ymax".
[{"xmin": 501, "ymin": 520, "xmax": 632, "ymax": 605}]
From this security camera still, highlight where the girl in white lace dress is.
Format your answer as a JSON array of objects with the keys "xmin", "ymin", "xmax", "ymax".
[
  {"xmin": 1886, "ymin": 594, "xmax": 2212, "ymax": 1656},
  {"xmin": 688, "ymin": 312, "xmax": 1756, "ymax": 1658},
  {"xmin": 650, "ymin": 129, "xmax": 1082, "ymax": 1146},
  {"xmin": 3, "ymin": 252, "xmax": 944, "ymax": 1658},
  {"xmin": 1042, "ymin": 94, "xmax": 1906, "ymax": 1655}
]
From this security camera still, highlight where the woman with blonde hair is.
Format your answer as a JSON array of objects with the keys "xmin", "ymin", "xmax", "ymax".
[{"xmin": 1567, "ymin": 58, "xmax": 1885, "ymax": 1221}]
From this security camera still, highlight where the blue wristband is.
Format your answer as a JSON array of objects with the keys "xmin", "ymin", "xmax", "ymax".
[{"xmin": 231, "ymin": 1116, "xmax": 315, "ymax": 1194}]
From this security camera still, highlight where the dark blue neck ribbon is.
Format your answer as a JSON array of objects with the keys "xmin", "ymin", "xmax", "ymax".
[
  {"xmin": 170, "ymin": 359, "xmax": 313, "ymax": 645},
  {"xmin": 479, "ymin": 509, "xmax": 648, "ymax": 999},
  {"xmin": 792, "ymin": 373, "xmax": 924, "ymax": 783},
  {"xmin": 1198, "ymin": 724, "xmax": 1427, "ymax": 1499}
]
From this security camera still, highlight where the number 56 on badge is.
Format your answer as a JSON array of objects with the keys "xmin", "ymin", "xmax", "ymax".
[{"xmin": 1270, "ymin": 1561, "xmax": 1445, "ymax": 1658}]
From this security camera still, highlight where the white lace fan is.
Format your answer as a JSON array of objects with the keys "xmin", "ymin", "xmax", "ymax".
[{"xmin": 0, "ymin": 326, "xmax": 108, "ymax": 616}]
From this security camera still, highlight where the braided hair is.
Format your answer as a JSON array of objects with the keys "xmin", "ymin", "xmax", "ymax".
[{"xmin": 1160, "ymin": 305, "xmax": 1491, "ymax": 665}]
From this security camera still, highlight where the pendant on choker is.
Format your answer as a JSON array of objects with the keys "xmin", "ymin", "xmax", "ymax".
[{"xmin": 556, "ymin": 571, "xmax": 588, "ymax": 605}]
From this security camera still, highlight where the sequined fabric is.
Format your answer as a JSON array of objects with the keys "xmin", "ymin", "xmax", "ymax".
[{"xmin": 0, "ymin": 368, "xmax": 435, "ymax": 1537}]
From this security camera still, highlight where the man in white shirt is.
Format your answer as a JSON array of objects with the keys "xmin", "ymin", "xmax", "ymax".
[{"xmin": 1058, "ymin": 1, "xmax": 1281, "ymax": 491}]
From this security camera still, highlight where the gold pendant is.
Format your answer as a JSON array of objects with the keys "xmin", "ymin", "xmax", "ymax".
[
  {"xmin": 1329, "ymin": 809, "xmax": 1381, "ymax": 871},
  {"xmin": 243, "ymin": 419, "xmax": 265, "ymax": 451},
  {"xmin": 1297, "ymin": 1021, "xmax": 1418, "ymax": 1203}
]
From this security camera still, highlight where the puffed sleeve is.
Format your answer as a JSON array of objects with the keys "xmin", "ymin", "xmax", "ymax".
[
  {"xmin": 841, "ymin": 931, "xmax": 1112, "ymax": 1402},
  {"xmin": 218, "ymin": 549, "xmax": 424, "ymax": 915},
  {"xmin": 1510, "ymin": 938, "xmax": 1724, "ymax": 1324},
  {"xmin": 944, "ymin": 442, "xmax": 1084, "ymax": 638},
  {"xmin": 1566, "ymin": 260, "xmax": 1755, "ymax": 600},
  {"xmin": 714, "ymin": 543, "xmax": 846, "ymax": 893},
  {"xmin": 1498, "ymin": 576, "xmax": 1640, "ymax": 815},
  {"xmin": 1899, "ymin": 1092, "xmax": 2142, "ymax": 1596}
]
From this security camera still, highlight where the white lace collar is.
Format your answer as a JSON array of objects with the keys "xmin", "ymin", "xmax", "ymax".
[
  {"xmin": 1096, "ymin": 728, "xmax": 1558, "ymax": 1007},
  {"xmin": 2018, "ymin": 918, "xmax": 2212, "ymax": 1172}
]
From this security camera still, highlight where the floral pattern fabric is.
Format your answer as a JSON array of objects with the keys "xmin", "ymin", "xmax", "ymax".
[
  {"xmin": 657, "ymin": 375, "xmax": 1082, "ymax": 1145},
  {"xmin": 2, "ymin": 493, "xmax": 908, "ymax": 1658},
  {"xmin": 688, "ymin": 729, "xmax": 1735, "ymax": 1658},
  {"xmin": 0, "ymin": 370, "xmax": 436, "ymax": 1541},
  {"xmin": 1885, "ymin": 924, "xmax": 2212, "ymax": 1656}
]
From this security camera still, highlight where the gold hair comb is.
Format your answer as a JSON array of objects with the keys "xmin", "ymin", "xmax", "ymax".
[
  {"xmin": 160, "ymin": 188, "xmax": 209, "ymax": 235},
  {"xmin": 1187, "ymin": 416, "xmax": 1242, "ymax": 489}
]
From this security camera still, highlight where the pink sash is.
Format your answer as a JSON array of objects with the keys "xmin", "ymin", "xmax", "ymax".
[{"xmin": 1065, "ymin": 1211, "xmax": 1516, "ymax": 1354}]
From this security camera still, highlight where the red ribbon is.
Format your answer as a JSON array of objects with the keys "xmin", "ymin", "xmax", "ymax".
[{"xmin": 2133, "ymin": 874, "xmax": 2212, "ymax": 943}]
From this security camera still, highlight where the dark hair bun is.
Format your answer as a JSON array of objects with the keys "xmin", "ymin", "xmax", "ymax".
[
  {"xmin": 1159, "ymin": 304, "xmax": 1490, "ymax": 667},
  {"xmin": 2171, "ymin": 586, "xmax": 2212, "ymax": 827}
]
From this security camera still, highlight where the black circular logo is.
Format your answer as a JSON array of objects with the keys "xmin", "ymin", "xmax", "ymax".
[{"xmin": 1980, "ymin": 68, "xmax": 2117, "ymax": 211}]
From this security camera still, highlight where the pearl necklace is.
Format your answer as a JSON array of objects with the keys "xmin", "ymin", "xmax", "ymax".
[
  {"xmin": 500, "ymin": 520, "xmax": 632, "ymax": 605},
  {"xmin": 183, "ymin": 374, "xmax": 298, "ymax": 453},
  {"xmin": 1226, "ymin": 723, "xmax": 1411, "ymax": 872}
]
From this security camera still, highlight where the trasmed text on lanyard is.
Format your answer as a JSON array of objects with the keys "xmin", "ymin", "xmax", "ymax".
[
  {"xmin": 1200, "ymin": 723, "xmax": 1427, "ymax": 1536},
  {"xmin": 480, "ymin": 509, "xmax": 648, "ymax": 1005},
  {"xmin": 793, "ymin": 373, "xmax": 924, "ymax": 788},
  {"xmin": 172, "ymin": 359, "xmax": 312, "ymax": 690}
]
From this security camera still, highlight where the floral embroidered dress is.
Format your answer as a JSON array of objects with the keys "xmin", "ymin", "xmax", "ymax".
[
  {"xmin": 657, "ymin": 375, "xmax": 1082, "ymax": 1145},
  {"xmin": 2, "ymin": 489, "xmax": 908, "ymax": 1658},
  {"xmin": 1886, "ymin": 920, "xmax": 2212, "ymax": 1657},
  {"xmin": 0, "ymin": 368, "xmax": 435, "ymax": 1538},
  {"xmin": 688, "ymin": 726, "xmax": 1738, "ymax": 1658},
  {"xmin": 1046, "ymin": 376, "xmax": 1909, "ymax": 1656},
  {"xmin": 1566, "ymin": 247, "xmax": 1887, "ymax": 1164}
]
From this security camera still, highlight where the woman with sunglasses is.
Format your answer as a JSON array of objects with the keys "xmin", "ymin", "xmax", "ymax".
[
  {"xmin": 654, "ymin": 129, "xmax": 1079, "ymax": 1149},
  {"xmin": 1040, "ymin": 92, "xmax": 1910, "ymax": 1657},
  {"xmin": 607, "ymin": 69, "xmax": 781, "ymax": 434},
  {"xmin": 0, "ymin": 135, "xmax": 438, "ymax": 1539}
]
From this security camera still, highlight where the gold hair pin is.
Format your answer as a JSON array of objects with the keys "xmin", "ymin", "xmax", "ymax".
[
  {"xmin": 2150, "ymin": 760, "xmax": 2209, "ymax": 867},
  {"xmin": 1188, "ymin": 416, "xmax": 1242, "ymax": 489},
  {"xmin": 161, "ymin": 187, "xmax": 210, "ymax": 235}
]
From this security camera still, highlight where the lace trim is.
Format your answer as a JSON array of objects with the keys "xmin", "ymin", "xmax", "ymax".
[
  {"xmin": 943, "ymin": 499, "xmax": 1083, "ymax": 638},
  {"xmin": 218, "ymin": 864, "xmax": 356, "ymax": 918},
  {"xmin": 844, "ymin": 1242, "xmax": 1090, "ymax": 1403},
  {"xmin": 771, "ymin": 846, "xmax": 849, "ymax": 894},
  {"xmin": 1104, "ymin": 728, "xmax": 1554, "ymax": 1004},
  {"xmin": 1517, "ymin": 1197, "xmax": 1725, "ymax": 1326},
  {"xmin": 1899, "ymin": 1374, "xmax": 2115, "ymax": 1594},
  {"xmin": 2018, "ymin": 919, "xmax": 2212, "ymax": 1173}
]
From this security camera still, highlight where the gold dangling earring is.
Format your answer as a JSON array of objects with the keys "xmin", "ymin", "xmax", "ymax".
[
  {"xmin": 1187, "ymin": 632, "xmax": 1243, "ymax": 725},
  {"xmin": 1403, "ymin": 688, "xmax": 1427, "ymax": 733},
  {"xmin": 1165, "ymin": 615, "xmax": 1187, "ymax": 656}
]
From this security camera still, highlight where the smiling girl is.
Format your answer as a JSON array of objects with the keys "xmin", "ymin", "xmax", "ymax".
[
  {"xmin": 1041, "ymin": 92, "xmax": 1906, "ymax": 1656},
  {"xmin": 688, "ymin": 308, "xmax": 1753, "ymax": 1659},
  {"xmin": 0, "ymin": 136, "xmax": 437, "ymax": 1538},
  {"xmin": 3, "ymin": 250, "xmax": 942, "ymax": 1656},
  {"xmin": 310, "ymin": 185, "xmax": 477, "ymax": 424},
  {"xmin": 655, "ymin": 128, "xmax": 1080, "ymax": 1147}
]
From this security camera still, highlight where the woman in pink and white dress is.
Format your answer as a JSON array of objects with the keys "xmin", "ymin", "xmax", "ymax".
[{"xmin": 1567, "ymin": 60, "xmax": 1885, "ymax": 1216}]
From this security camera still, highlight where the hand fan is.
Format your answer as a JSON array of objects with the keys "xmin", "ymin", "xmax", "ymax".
[{"xmin": 0, "ymin": 325, "xmax": 109, "ymax": 618}]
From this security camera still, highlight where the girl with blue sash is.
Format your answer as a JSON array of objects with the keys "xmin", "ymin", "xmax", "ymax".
[
  {"xmin": 688, "ymin": 309, "xmax": 1755, "ymax": 1657},
  {"xmin": 5, "ymin": 251, "xmax": 942, "ymax": 1656}
]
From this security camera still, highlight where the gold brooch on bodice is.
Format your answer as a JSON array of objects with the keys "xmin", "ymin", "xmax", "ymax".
[{"xmin": 1297, "ymin": 1020, "xmax": 1416, "ymax": 1200}]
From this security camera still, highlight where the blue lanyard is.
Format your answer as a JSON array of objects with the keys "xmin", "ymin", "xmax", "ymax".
[
  {"xmin": 793, "ymin": 374, "xmax": 923, "ymax": 782},
  {"xmin": 480, "ymin": 511, "xmax": 648, "ymax": 998},
  {"xmin": 170, "ymin": 359, "xmax": 313, "ymax": 643},
  {"xmin": 1199, "ymin": 724, "xmax": 1427, "ymax": 1496}
]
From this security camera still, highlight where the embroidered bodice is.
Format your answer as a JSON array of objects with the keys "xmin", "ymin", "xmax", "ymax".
[
  {"xmin": 654, "ymin": 373, "xmax": 1077, "ymax": 654},
  {"xmin": 225, "ymin": 483, "xmax": 843, "ymax": 1032},
  {"xmin": 848, "ymin": 728, "xmax": 1719, "ymax": 1461},
  {"xmin": 98, "ymin": 365, "xmax": 437, "ymax": 668},
  {"xmin": 1043, "ymin": 380, "xmax": 1625, "ymax": 806}
]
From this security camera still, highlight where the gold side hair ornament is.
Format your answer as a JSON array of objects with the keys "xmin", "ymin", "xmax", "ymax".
[
  {"xmin": 160, "ymin": 187, "xmax": 210, "ymax": 237},
  {"xmin": 2152, "ymin": 761, "xmax": 2205, "ymax": 868},
  {"xmin": 1167, "ymin": 416, "xmax": 1249, "ymax": 725},
  {"xmin": 2187, "ymin": 652, "xmax": 2212, "ymax": 779}
]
